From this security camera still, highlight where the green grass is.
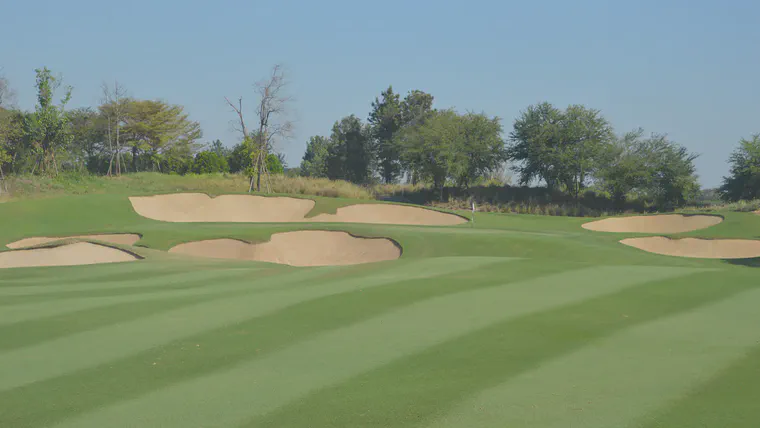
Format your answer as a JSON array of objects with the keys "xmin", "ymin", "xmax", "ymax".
[{"xmin": 1, "ymin": 189, "xmax": 760, "ymax": 427}]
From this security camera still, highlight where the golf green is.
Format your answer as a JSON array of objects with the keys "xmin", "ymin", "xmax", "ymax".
[{"xmin": 1, "ymin": 193, "xmax": 759, "ymax": 427}]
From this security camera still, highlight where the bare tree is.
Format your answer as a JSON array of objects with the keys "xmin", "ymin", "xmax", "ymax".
[
  {"xmin": 101, "ymin": 81, "xmax": 128, "ymax": 175},
  {"xmin": 0, "ymin": 70, "xmax": 16, "ymax": 108},
  {"xmin": 225, "ymin": 96, "xmax": 248, "ymax": 138},
  {"xmin": 226, "ymin": 64, "xmax": 293, "ymax": 192}
]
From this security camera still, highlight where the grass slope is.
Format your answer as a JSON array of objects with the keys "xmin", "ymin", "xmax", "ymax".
[{"xmin": 1, "ymin": 191, "xmax": 759, "ymax": 427}]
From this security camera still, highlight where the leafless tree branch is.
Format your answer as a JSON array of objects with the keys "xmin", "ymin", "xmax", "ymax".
[
  {"xmin": 101, "ymin": 80, "xmax": 129, "ymax": 175},
  {"xmin": 226, "ymin": 64, "xmax": 294, "ymax": 192},
  {"xmin": 224, "ymin": 96, "xmax": 248, "ymax": 139},
  {"xmin": 0, "ymin": 71, "xmax": 16, "ymax": 108}
]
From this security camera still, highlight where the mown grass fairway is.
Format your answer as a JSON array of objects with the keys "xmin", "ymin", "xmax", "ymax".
[{"xmin": 1, "ymin": 193, "xmax": 760, "ymax": 427}]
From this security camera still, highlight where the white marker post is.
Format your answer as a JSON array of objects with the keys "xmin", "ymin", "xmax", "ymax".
[{"xmin": 471, "ymin": 201, "xmax": 476, "ymax": 227}]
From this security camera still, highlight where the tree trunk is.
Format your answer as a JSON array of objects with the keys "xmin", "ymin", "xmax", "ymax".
[
  {"xmin": 106, "ymin": 117, "xmax": 114, "ymax": 176},
  {"xmin": 132, "ymin": 146, "xmax": 138, "ymax": 172},
  {"xmin": 115, "ymin": 119, "xmax": 121, "ymax": 175},
  {"xmin": 256, "ymin": 167, "xmax": 262, "ymax": 192},
  {"xmin": 256, "ymin": 151, "xmax": 262, "ymax": 192},
  {"xmin": 52, "ymin": 150, "xmax": 59, "ymax": 176}
]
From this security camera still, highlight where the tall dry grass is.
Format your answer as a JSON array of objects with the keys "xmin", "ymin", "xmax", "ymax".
[
  {"xmin": 4, "ymin": 172, "xmax": 755, "ymax": 217},
  {"xmin": 1, "ymin": 172, "xmax": 374, "ymax": 201}
]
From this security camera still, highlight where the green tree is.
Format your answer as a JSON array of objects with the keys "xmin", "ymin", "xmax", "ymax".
[
  {"xmin": 596, "ymin": 129, "xmax": 650, "ymax": 207},
  {"xmin": 192, "ymin": 150, "xmax": 229, "ymax": 174},
  {"xmin": 642, "ymin": 134, "xmax": 700, "ymax": 208},
  {"xmin": 597, "ymin": 129, "xmax": 700, "ymax": 208},
  {"xmin": 0, "ymin": 109, "xmax": 25, "ymax": 175},
  {"xmin": 720, "ymin": 134, "xmax": 760, "ymax": 202},
  {"xmin": 449, "ymin": 112, "xmax": 507, "ymax": 188},
  {"xmin": 397, "ymin": 109, "xmax": 460, "ymax": 197},
  {"xmin": 0, "ymin": 108, "xmax": 12, "ymax": 190},
  {"xmin": 120, "ymin": 99, "xmax": 202, "ymax": 172},
  {"xmin": 300, "ymin": 135, "xmax": 330, "ymax": 177},
  {"xmin": 23, "ymin": 67, "xmax": 73, "ymax": 175},
  {"xmin": 368, "ymin": 86, "xmax": 403, "ymax": 183},
  {"xmin": 560, "ymin": 105, "xmax": 614, "ymax": 199},
  {"xmin": 227, "ymin": 140, "xmax": 252, "ymax": 173},
  {"xmin": 66, "ymin": 107, "xmax": 104, "ymax": 172},
  {"xmin": 398, "ymin": 90, "xmax": 434, "ymax": 183},
  {"xmin": 400, "ymin": 90, "xmax": 434, "ymax": 126},
  {"xmin": 507, "ymin": 102, "xmax": 565, "ymax": 191},
  {"xmin": 397, "ymin": 109, "xmax": 506, "ymax": 196},
  {"xmin": 209, "ymin": 139, "xmax": 230, "ymax": 158},
  {"xmin": 508, "ymin": 102, "xmax": 613, "ymax": 198},
  {"xmin": 325, "ymin": 115, "xmax": 372, "ymax": 184},
  {"xmin": 266, "ymin": 153, "xmax": 284, "ymax": 175}
]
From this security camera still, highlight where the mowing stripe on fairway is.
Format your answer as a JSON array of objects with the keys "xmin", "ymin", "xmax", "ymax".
[
  {"xmin": 0, "ymin": 269, "xmax": 277, "ymax": 308},
  {"xmin": 246, "ymin": 269, "xmax": 744, "ymax": 428},
  {"xmin": 50, "ymin": 265, "xmax": 700, "ymax": 428},
  {"xmin": 0, "ymin": 293, "xmax": 249, "ymax": 353},
  {"xmin": 0, "ymin": 267, "xmax": 268, "ymax": 297},
  {"xmin": 0, "ymin": 258, "xmax": 545, "ymax": 427},
  {"xmin": 0, "ymin": 261, "xmax": 208, "ymax": 286},
  {"xmin": 0, "ymin": 256, "xmax": 508, "ymax": 392},
  {"xmin": 0, "ymin": 269, "xmax": 275, "ymax": 324},
  {"xmin": 422, "ymin": 286, "xmax": 760, "ymax": 428},
  {"xmin": 636, "ymin": 343, "xmax": 760, "ymax": 428}
]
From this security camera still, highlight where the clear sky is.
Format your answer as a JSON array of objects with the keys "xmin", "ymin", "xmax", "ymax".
[{"xmin": 2, "ymin": 0, "xmax": 758, "ymax": 187}]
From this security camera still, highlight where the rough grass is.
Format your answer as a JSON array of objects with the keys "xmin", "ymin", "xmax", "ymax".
[
  {"xmin": 685, "ymin": 199, "xmax": 760, "ymax": 213},
  {"xmin": 8, "ymin": 172, "xmax": 758, "ymax": 218},
  {"xmin": 0, "ymin": 172, "xmax": 374, "ymax": 201}
]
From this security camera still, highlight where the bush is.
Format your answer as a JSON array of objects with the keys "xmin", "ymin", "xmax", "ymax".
[
  {"xmin": 193, "ymin": 151, "xmax": 229, "ymax": 174},
  {"xmin": 227, "ymin": 143, "xmax": 250, "ymax": 173},
  {"xmin": 160, "ymin": 156, "xmax": 193, "ymax": 175},
  {"xmin": 266, "ymin": 154, "xmax": 284, "ymax": 175}
]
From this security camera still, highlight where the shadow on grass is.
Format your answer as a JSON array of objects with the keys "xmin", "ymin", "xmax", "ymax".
[{"xmin": 724, "ymin": 258, "xmax": 760, "ymax": 268}]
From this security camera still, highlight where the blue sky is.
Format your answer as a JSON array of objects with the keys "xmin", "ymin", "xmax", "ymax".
[{"xmin": 2, "ymin": 0, "xmax": 758, "ymax": 187}]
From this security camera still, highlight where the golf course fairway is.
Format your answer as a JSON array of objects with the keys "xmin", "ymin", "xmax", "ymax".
[{"xmin": 1, "ymin": 193, "xmax": 760, "ymax": 427}]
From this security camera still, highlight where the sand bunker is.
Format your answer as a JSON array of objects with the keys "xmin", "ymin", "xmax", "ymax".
[
  {"xmin": 0, "ymin": 242, "xmax": 140, "ymax": 269},
  {"xmin": 169, "ymin": 231, "xmax": 401, "ymax": 267},
  {"xmin": 129, "ymin": 193, "xmax": 466, "ymax": 226},
  {"xmin": 621, "ymin": 237, "xmax": 760, "ymax": 259},
  {"xmin": 7, "ymin": 233, "xmax": 140, "ymax": 249},
  {"xmin": 582, "ymin": 214, "xmax": 722, "ymax": 233},
  {"xmin": 129, "ymin": 193, "xmax": 316, "ymax": 223}
]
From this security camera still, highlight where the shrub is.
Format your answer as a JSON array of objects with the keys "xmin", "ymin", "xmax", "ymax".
[
  {"xmin": 193, "ymin": 151, "xmax": 229, "ymax": 174},
  {"xmin": 266, "ymin": 154, "xmax": 284, "ymax": 175}
]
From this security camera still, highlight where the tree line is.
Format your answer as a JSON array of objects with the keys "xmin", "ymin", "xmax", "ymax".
[
  {"xmin": 300, "ymin": 87, "xmax": 507, "ymax": 200},
  {"xmin": 2, "ymin": 66, "xmax": 758, "ymax": 208},
  {"xmin": 0, "ymin": 67, "xmax": 287, "ymax": 193},
  {"xmin": 298, "ymin": 87, "xmax": 710, "ymax": 208}
]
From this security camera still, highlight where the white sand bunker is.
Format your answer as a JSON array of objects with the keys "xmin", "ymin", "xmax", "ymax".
[
  {"xmin": 582, "ymin": 214, "xmax": 722, "ymax": 233},
  {"xmin": 169, "ymin": 231, "xmax": 401, "ymax": 267},
  {"xmin": 129, "ymin": 193, "xmax": 315, "ymax": 223},
  {"xmin": 7, "ymin": 233, "xmax": 140, "ymax": 249},
  {"xmin": 129, "ymin": 193, "xmax": 466, "ymax": 226},
  {"xmin": 621, "ymin": 237, "xmax": 760, "ymax": 259},
  {"xmin": 0, "ymin": 242, "xmax": 140, "ymax": 269}
]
